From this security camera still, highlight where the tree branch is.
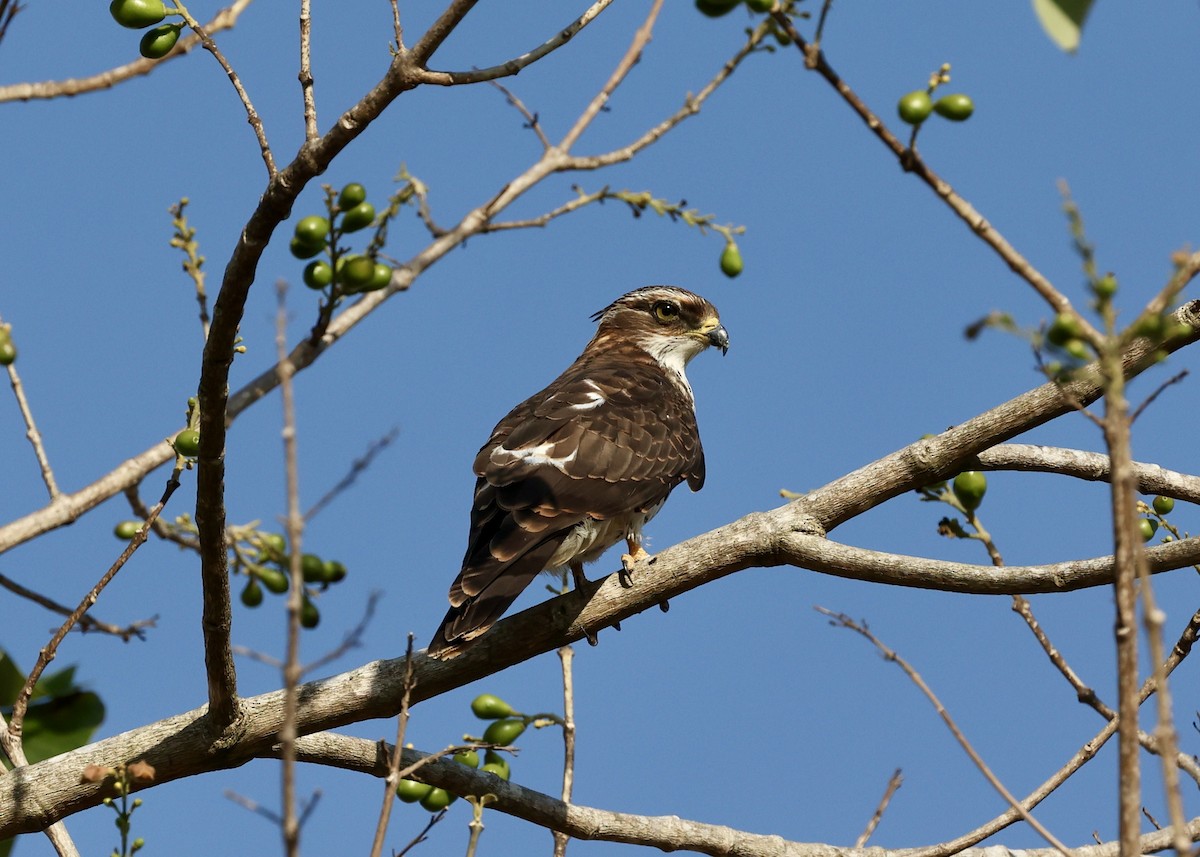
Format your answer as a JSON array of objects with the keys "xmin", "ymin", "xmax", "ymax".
[{"xmin": 0, "ymin": 0, "xmax": 254, "ymax": 103}]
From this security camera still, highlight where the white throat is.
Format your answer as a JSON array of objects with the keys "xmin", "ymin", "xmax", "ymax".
[{"xmin": 638, "ymin": 335, "xmax": 705, "ymax": 399}]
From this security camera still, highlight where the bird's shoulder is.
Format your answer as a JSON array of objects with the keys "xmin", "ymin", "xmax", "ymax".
[{"xmin": 473, "ymin": 348, "xmax": 703, "ymax": 491}]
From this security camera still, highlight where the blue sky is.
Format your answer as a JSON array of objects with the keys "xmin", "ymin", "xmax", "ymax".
[{"xmin": 3, "ymin": 2, "xmax": 1199, "ymax": 855}]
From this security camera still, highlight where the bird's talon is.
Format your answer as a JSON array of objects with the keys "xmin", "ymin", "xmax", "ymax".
[
  {"xmin": 612, "ymin": 620, "xmax": 621, "ymax": 631},
  {"xmin": 584, "ymin": 628, "xmax": 599, "ymax": 646},
  {"xmin": 658, "ymin": 599, "xmax": 670, "ymax": 613}
]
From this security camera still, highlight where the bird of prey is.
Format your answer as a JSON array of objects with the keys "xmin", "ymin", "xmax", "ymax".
[{"xmin": 427, "ymin": 285, "xmax": 729, "ymax": 656}]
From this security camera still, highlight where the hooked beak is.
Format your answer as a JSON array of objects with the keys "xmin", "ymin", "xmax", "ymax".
[{"xmin": 706, "ymin": 323, "xmax": 729, "ymax": 356}]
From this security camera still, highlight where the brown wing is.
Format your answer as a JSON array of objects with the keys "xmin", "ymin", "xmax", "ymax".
[{"xmin": 427, "ymin": 352, "xmax": 704, "ymax": 654}]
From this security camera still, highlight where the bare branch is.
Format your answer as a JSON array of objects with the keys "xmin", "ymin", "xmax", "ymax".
[
  {"xmin": 559, "ymin": 0, "xmax": 662, "ymax": 151},
  {"xmin": 817, "ymin": 608, "xmax": 1075, "ymax": 857},
  {"xmin": 0, "ymin": 573, "xmax": 155, "ymax": 641},
  {"xmin": 854, "ymin": 769, "xmax": 902, "ymax": 849},
  {"xmin": 276, "ymin": 282, "xmax": 304, "ymax": 857},
  {"xmin": 770, "ymin": 12, "xmax": 1088, "ymax": 333},
  {"xmin": 3, "ymin": 340, "xmax": 59, "ymax": 499},
  {"xmin": 6, "ymin": 465, "xmax": 182, "ymax": 740},
  {"xmin": 304, "ymin": 428, "xmax": 400, "ymax": 521},
  {"xmin": 415, "ymin": 0, "xmax": 614, "ymax": 86},
  {"xmin": 0, "ymin": 0, "xmax": 255, "ymax": 103}
]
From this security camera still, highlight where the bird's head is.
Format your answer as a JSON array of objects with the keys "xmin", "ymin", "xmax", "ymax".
[{"xmin": 589, "ymin": 286, "xmax": 729, "ymax": 370}]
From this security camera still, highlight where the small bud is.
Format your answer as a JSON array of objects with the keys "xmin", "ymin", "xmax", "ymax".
[
  {"xmin": 81, "ymin": 764, "xmax": 113, "ymax": 784},
  {"xmin": 127, "ymin": 760, "xmax": 157, "ymax": 784}
]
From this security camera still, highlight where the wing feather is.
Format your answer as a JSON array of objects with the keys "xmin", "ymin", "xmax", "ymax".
[{"xmin": 429, "ymin": 348, "xmax": 707, "ymax": 655}]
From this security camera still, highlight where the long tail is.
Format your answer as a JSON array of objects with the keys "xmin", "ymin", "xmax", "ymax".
[{"xmin": 426, "ymin": 566, "xmax": 541, "ymax": 657}]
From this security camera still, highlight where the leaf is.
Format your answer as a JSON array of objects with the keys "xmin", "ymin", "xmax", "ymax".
[
  {"xmin": 31, "ymin": 666, "xmax": 77, "ymax": 702},
  {"xmin": 21, "ymin": 691, "xmax": 105, "ymax": 764},
  {"xmin": 0, "ymin": 653, "xmax": 24, "ymax": 706},
  {"xmin": 0, "ymin": 836, "xmax": 14, "ymax": 857},
  {"xmin": 1031, "ymin": 0, "xmax": 1096, "ymax": 52}
]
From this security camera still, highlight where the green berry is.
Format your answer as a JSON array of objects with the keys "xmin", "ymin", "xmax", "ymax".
[
  {"xmin": 1093, "ymin": 273, "xmax": 1117, "ymax": 299},
  {"xmin": 364, "ymin": 262, "xmax": 393, "ymax": 292},
  {"xmin": 290, "ymin": 236, "xmax": 324, "ymax": 259},
  {"xmin": 1063, "ymin": 338, "xmax": 1090, "ymax": 361},
  {"xmin": 719, "ymin": 243, "xmax": 743, "ymax": 278},
  {"xmin": 294, "ymin": 215, "xmax": 330, "ymax": 245},
  {"xmin": 337, "ymin": 183, "xmax": 367, "ymax": 210},
  {"xmin": 395, "ymin": 779, "xmax": 433, "ymax": 803},
  {"xmin": 1046, "ymin": 312, "xmax": 1081, "ymax": 347},
  {"xmin": 323, "ymin": 559, "xmax": 347, "ymax": 583},
  {"xmin": 480, "ymin": 761, "xmax": 510, "ymax": 781},
  {"xmin": 952, "ymin": 471, "xmax": 987, "ymax": 511},
  {"xmin": 482, "ymin": 750, "xmax": 510, "ymax": 780},
  {"xmin": 174, "ymin": 428, "xmax": 200, "ymax": 457},
  {"xmin": 1152, "ymin": 496, "xmax": 1175, "ymax": 515},
  {"xmin": 453, "ymin": 750, "xmax": 480, "ymax": 768},
  {"xmin": 419, "ymin": 787, "xmax": 456, "ymax": 812},
  {"xmin": 139, "ymin": 22, "xmax": 182, "ymax": 59},
  {"xmin": 482, "ymin": 718, "xmax": 526, "ymax": 745},
  {"xmin": 256, "ymin": 566, "xmax": 289, "ymax": 594},
  {"xmin": 745, "ymin": 0, "xmax": 774, "ymax": 11},
  {"xmin": 109, "ymin": 0, "xmax": 165, "ymax": 29},
  {"xmin": 303, "ymin": 260, "xmax": 333, "ymax": 290},
  {"xmin": 933, "ymin": 93, "xmax": 974, "ymax": 121},
  {"xmin": 241, "ymin": 576, "xmax": 264, "ymax": 608},
  {"xmin": 0, "ymin": 338, "xmax": 14, "ymax": 366},
  {"xmin": 300, "ymin": 553, "xmax": 325, "ymax": 583},
  {"xmin": 339, "ymin": 255, "xmax": 377, "ymax": 292},
  {"xmin": 340, "ymin": 201, "xmax": 376, "ymax": 233},
  {"xmin": 471, "ymin": 694, "xmax": 516, "ymax": 720},
  {"xmin": 300, "ymin": 596, "xmax": 320, "ymax": 629},
  {"xmin": 897, "ymin": 90, "xmax": 933, "ymax": 125},
  {"xmin": 114, "ymin": 521, "xmax": 141, "ymax": 540},
  {"xmin": 1139, "ymin": 518, "xmax": 1158, "ymax": 541},
  {"xmin": 695, "ymin": 0, "xmax": 740, "ymax": 16},
  {"xmin": 259, "ymin": 533, "xmax": 287, "ymax": 561}
]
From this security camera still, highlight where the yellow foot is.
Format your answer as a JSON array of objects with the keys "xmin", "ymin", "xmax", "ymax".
[{"xmin": 619, "ymin": 544, "xmax": 650, "ymax": 588}]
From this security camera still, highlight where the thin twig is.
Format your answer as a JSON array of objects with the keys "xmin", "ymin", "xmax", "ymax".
[
  {"xmin": 816, "ymin": 607, "xmax": 1075, "ymax": 857},
  {"xmin": 1138, "ymin": 565, "xmax": 1190, "ymax": 854},
  {"xmin": 276, "ymin": 281, "xmax": 304, "ymax": 857},
  {"xmin": 488, "ymin": 79, "xmax": 550, "ymax": 149},
  {"xmin": 553, "ymin": 645, "xmax": 576, "ymax": 857},
  {"xmin": 413, "ymin": 0, "xmax": 613, "ymax": 83},
  {"xmin": 304, "ymin": 428, "xmax": 400, "ymax": 521},
  {"xmin": 560, "ymin": 0, "xmax": 662, "ymax": 152},
  {"xmin": 298, "ymin": 0, "xmax": 317, "ymax": 142},
  {"xmin": 854, "ymin": 768, "xmax": 902, "ymax": 849},
  {"xmin": 0, "ymin": 0, "xmax": 255, "ymax": 103},
  {"xmin": 369, "ymin": 635, "xmax": 417, "ymax": 857},
  {"xmin": 174, "ymin": 7, "xmax": 275, "ymax": 178},
  {"xmin": 1130, "ymin": 369, "xmax": 1189, "ymax": 424},
  {"xmin": 7, "ymin": 464, "xmax": 182, "ymax": 738},
  {"xmin": 0, "ymin": 573, "xmax": 154, "ymax": 641},
  {"xmin": 302, "ymin": 590, "xmax": 383, "ymax": 674},
  {"xmin": 4, "ymin": 344, "xmax": 60, "ymax": 499},
  {"xmin": 770, "ymin": 12, "xmax": 1089, "ymax": 335}
]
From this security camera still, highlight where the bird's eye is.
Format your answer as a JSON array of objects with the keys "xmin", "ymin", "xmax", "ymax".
[{"xmin": 653, "ymin": 301, "xmax": 680, "ymax": 322}]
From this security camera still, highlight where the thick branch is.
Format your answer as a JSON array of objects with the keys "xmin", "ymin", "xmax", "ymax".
[{"xmin": 4, "ymin": 494, "xmax": 1200, "ymax": 839}]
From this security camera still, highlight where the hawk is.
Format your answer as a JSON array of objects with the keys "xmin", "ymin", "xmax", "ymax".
[{"xmin": 427, "ymin": 286, "xmax": 729, "ymax": 656}]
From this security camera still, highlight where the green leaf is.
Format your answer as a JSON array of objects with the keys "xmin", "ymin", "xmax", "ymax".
[
  {"xmin": 21, "ymin": 691, "xmax": 105, "ymax": 764},
  {"xmin": 1031, "ymin": 0, "xmax": 1095, "ymax": 52},
  {"xmin": 0, "ymin": 835, "xmax": 14, "ymax": 857},
  {"xmin": 31, "ymin": 665, "xmax": 77, "ymax": 701},
  {"xmin": 0, "ymin": 653, "xmax": 24, "ymax": 705}
]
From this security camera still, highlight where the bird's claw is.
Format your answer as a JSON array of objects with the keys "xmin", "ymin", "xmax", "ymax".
[{"xmin": 619, "ymin": 545, "xmax": 650, "ymax": 589}]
